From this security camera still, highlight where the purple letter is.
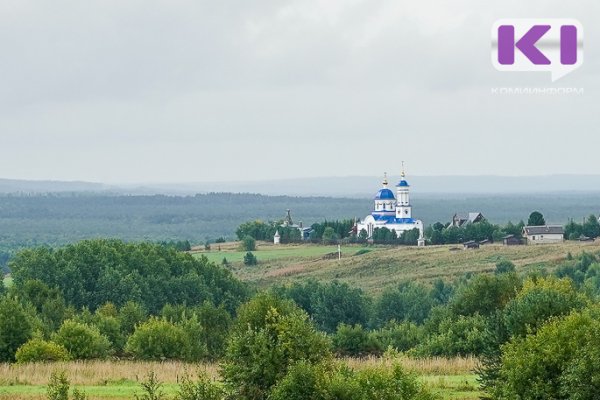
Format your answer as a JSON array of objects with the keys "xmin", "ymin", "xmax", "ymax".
[
  {"xmin": 498, "ymin": 25, "xmax": 515, "ymax": 65},
  {"xmin": 515, "ymin": 25, "xmax": 551, "ymax": 65},
  {"xmin": 561, "ymin": 25, "xmax": 577, "ymax": 65}
]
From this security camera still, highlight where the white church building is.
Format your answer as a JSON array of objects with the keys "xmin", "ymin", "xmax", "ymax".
[{"xmin": 356, "ymin": 169, "xmax": 425, "ymax": 246}]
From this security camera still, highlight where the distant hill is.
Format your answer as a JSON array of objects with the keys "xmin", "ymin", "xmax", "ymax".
[
  {"xmin": 0, "ymin": 192, "xmax": 598, "ymax": 253},
  {"xmin": 125, "ymin": 175, "xmax": 600, "ymax": 197},
  {"xmin": 2, "ymin": 175, "xmax": 600, "ymax": 196},
  {"xmin": 0, "ymin": 179, "xmax": 108, "ymax": 193}
]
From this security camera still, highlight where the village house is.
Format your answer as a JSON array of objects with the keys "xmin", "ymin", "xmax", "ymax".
[
  {"xmin": 451, "ymin": 212, "xmax": 485, "ymax": 227},
  {"xmin": 522, "ymin": 225, "xmax": 565, "ymax": 245}
]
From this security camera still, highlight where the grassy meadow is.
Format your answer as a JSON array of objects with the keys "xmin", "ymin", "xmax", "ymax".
[
  {"xmin": 193, "ymin": 240, "xmax": 600, "ymax": 295},
  {"xmin": 0, "ymin": 357, "xmax": 480, "ymax": 400}
]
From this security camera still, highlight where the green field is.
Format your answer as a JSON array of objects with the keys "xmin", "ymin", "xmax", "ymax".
[
  {"xmin": 195, "ymin": 244, "xmax": 359, "ymax": 264},
  {"xmin": 201, "ymin": 241, "xmax": 600, "ymax": 295},
  {"xmin": 0, "ymin": 359, "xmax": 479, "ymax": 399},
  {"xmin": 1, "ymin": 275, "xmax": 11, "ymax": 288},
  {"xmin": 0, "ymin": 377, "xmax": 480, "ymax": 399}
]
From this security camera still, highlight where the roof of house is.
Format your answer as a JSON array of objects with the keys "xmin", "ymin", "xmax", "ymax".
[
  {"xmin": 453, "ymin": 212, "xmax": 484, "ymax": 226},
  {"xmin": 523, "ymin": 225, "xmax": 565, "ymax": 235}
]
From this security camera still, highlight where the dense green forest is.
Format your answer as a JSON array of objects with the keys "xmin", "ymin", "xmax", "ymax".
[
  {"xmin": 0, "ymin": 192, "xmax": 598, "ymax": 272},
  {"xmin": 2, "ymin": 239, "xmax": 600, "ymax": 399},
  {"xmin": 0, "ymin": 192, "xmax": 598, "ymax": 245}
]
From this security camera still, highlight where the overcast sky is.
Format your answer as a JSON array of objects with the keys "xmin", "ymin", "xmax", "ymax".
[{"xmin": 1, "ymin": 1, "xmax": 598, "ymax": 184}]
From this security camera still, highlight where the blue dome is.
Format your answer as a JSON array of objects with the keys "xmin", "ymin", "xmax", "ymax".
[
  {"xmin": 396, "ymin": 180, "xmax": 409, "ymax": 187},
  {"xmin": 374, "ymin": 188, "xmax": 396, "ymax": 200}
]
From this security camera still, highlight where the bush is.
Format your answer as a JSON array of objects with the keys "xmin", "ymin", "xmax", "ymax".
[
  {"xmin": 93, "ymin": 314, "xmax": 125, "ymax": 353},
  {"xmin": 503, "ymin": 276, "xmax": 586, "ymax": 338},
  {"xmin": 374, "ymin": 282, "xmax": 434, "ymax": 326},
  {"xmin": 413, "ymin": 314, "xmax": 487, "ymax": 357},
  {"xmin": 221, "ymin": 293, "xmax": 331, "ymax": 400},
  {"xmin": 276, "ymin": 279, "xmax": 371, "ymax": 334},
  {"xmin": 495, "ymin": 260, "xmax": 515, "ymax": 275},
  {"xmin": 0, "ymin": 297, "xmax": 34, "ymax": 362},
  {"xmin": 491, "ymin": 307, "xmax": 600, "ymax": 399},
  {"xmin": 332, "ymin": 324, "xmax": 382, "ymax": 357},
  {"xmin": 52, "ymin": 320, "xmax": 111, "ymax": 360},
  {"xmin": 374, "ymin": 321, "xmax": 423, "ymax": 352},
  {"xmin": 175, "ymin": 372, "xmax": 225, "ymax": 400},
  {"xmin": 243, "ymin": 252, "xmax": 257, "ymax": 266},
  {"xmin": 450, "ymin": 273, "xmax": 520, "ymax": 317},
  {"xmin": 46, "ymin": 371, "xmax": 88, "ymax": 400},
  {"xmin": 241, "ymin": 236, "xmax": 256, "ymax": 252},
  {"xmin": 268, "ymin": 361, "xmax": 327, "ymax": 400},
  {"xmin": 270, "ymin": 361, "xmax": 436, "ymax": 400},
  {"xmin": 135, "ymin": 372, "xmax": 165, "ymax": 400},
  {"xmin": 195, "ymin": 302, "xmax": 232, "ymax": 360},
  {"xmin": 126, "ymin": 318, "xmax": 191, "ymax": 361},
  {"xmin": 118, "ymin": 301, "xmax": 147, "ymax": 335},
  {"xmin": 16, "ymin": 338, "xmax": 70, "ymax": 363}
]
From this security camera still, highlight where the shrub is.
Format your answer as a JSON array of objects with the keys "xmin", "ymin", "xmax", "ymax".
[
  {"xmin": 118, "ymin": 301, "xmax": 148, "ymax": 336},
  {"xmin": 495, "ymin": 260, "xmax": 515, "ymax": 275},
  {"xmin": 491, "ymin": 307, "xmax": 600, "ymax": 399},
  {"xmin": 268, "ymin": 361, "xmax": 328, "ymax": 400},
  {"xmin": 46, "ymin": 371, "xmax": 87, "ymax": 400},
  {"xmin": 270, "ymin": 361, "xmax": 436, "ymax": 400},
  {"xmin": 503, "ymin": 276, "xmax": 586, "ymax": 338},
  {"xmin": 126, "ymin": 318, "xmax": 191, "ymax": 360},
  {"xmin": 450, "ymin": 273, "xmax": 520, "ymax": 317},
  {"xmin": 221, "ymin": 293, "xmax": 330, "ymax": 400},
  {"xmin": 0, "ymin": 297, "xmax": 34, "ymax": 362},
  {"xmin": 413, "ymin": 314, "xmax": 487, "ymax": 357},
  {"xmin": 241, "ymin": 236, "xmax": 256, "ymax": 252},
  {"xmin": 94, "ymin": 314, "xmax": 125, "ymax": 353},
  {"xmin": 16, "ymin": 338, "xmax": 70, "ymax": 363},
  {"xmin": 47, "ymin": 370, "xmax": 69, "ymax": 400},
  {"xmin": 195, "ymin": 302, "xmax": 232, "ymax": 360},
  {"xmin": 352, "ymin": 363, "xmax": 436, "ymax": 400},
  {"xmin": 179, "ymin": 316, "xmax": 208, "ymax": 361},
  {"xmin": 332, "ymin": 324, "xmax": 382, "ymax": 357},
  {"xmin": 135, "ymin": 372, "xmax": 165, "ymax": 400},
  {"xmin": 52, "ymin": 320, "xmax": 111, "ymax": 360},
  {"xmin": 374, "ymin": 321, "xmax": 423, "ymax": 352},
  {"xmin": 243, "ymin": 252, "xmax": 257, "ymax": 266},
  {"xmin": 175, "ymin": 372, "xmax": 225, "ymax": 400},
  {"xmin": 374, "ymin": 282, "xmax": 434, "ymax": 326}
]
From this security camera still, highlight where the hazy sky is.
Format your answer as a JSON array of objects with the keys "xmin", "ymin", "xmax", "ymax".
[{"xmin": 1, "ymin": 1, "xmax": 598, "ymax": 183}]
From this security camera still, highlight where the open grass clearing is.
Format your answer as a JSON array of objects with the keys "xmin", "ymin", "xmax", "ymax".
[
  {"xmin": 0, "ymin": 357, "xmax": 477, "ymax": 399},
  {"xmin": 226, "ymin": 241, "xmax": 600, "ymax": 295}
]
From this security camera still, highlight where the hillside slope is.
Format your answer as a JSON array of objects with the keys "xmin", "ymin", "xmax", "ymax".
[{"xmin": 198, "ymin": 241, "xmax": 600, "ymax": 294}]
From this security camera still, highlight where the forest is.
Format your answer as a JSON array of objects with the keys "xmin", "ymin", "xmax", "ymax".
[{"xmin": 2, "ymin": 239, "xmax": 600, "ymax": 399}]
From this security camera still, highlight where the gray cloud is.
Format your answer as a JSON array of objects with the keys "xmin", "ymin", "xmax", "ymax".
[{"xmin": 0, "ymin": 0, "xmax": 598, "ymax": 183}]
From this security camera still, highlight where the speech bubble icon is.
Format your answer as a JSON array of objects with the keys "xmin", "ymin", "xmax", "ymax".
[{"xmin": 491, "ymin": 19, "xmax": 584, "ymax": 82}]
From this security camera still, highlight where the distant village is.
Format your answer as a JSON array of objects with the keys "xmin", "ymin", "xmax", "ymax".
[{"xmin": 269, "ymin": 167, "xmax": 599, "ymax": 249}]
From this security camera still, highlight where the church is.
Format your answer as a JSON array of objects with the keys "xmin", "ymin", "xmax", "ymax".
[{"xmin": 356, "ymin": 168, "xmax": 425, "ymax": 246}]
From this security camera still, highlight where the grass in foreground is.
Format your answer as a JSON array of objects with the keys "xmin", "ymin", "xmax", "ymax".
[{"xmin": 0, "ymin": 357, "xmax": 478, "ymax": 399}]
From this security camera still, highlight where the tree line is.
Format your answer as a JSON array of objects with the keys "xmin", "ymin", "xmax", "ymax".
[{"xmin": 3, "ymin": 240, "xmax": 600, "ymax": 398}]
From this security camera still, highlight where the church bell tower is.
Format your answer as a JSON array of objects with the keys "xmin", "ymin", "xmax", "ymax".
[{"xmin": 396, "ymin": 163, "xmax": 412, "ymax": 219}]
